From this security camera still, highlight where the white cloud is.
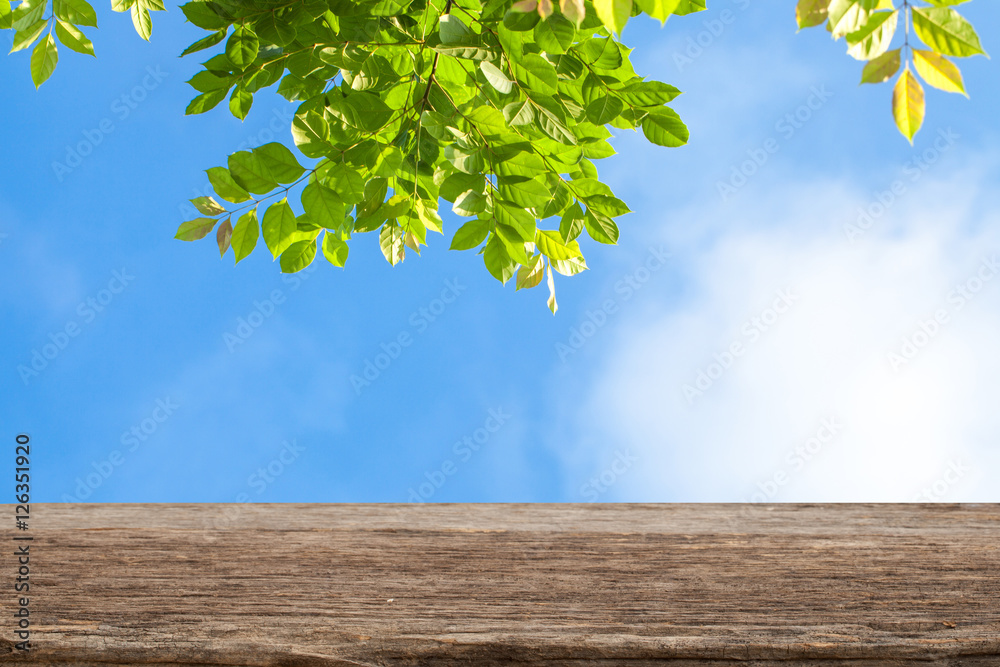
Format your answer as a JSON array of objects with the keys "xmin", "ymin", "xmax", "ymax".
[{"xmin": 565, "ymin": 155, "xmax": 1000, "ymax": 502}]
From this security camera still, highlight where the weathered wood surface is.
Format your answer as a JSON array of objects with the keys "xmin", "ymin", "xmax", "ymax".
[{"xmin": 2, "ymin": 503, "xmax": 999, "ymax": 666}]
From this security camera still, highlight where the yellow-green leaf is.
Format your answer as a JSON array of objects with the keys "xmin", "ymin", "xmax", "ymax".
[
  {"xmin": 379, "ymin": 224, "xmax": 406, "ymax": 266},
  {"xmin": 54, "ymin": 19, "xmax": 94, "ymax": 56},
  {"xmin": 175, "ymin": 217, "xmax": 217, "ymax": 241},
  {"xmin": 191, "ymin": 196, "xmax": 227, "ymax": 216},
  {"xmin": 634, "ymin": 0, "xmax": 679, "ymax": 25},
  {"xmin": 130, "ymin": 3, "xmax": 151, "ymax": 40},
  {"xmin": 231, "ymin": 209, "xmax": 259, "ymax": 264},
  {"xmin": 0, "ymin": 1, "xmax": 12, "ymax": 29},
  {"xmin": 796, "ymin": 0, "xmax": 828, "ymax": 29},
  {"xmin": 911, "ymin": 7, "xmax": 986, "ymax": 59},
  {"xmin": 546, "ymin": 262, "xmax": 558, "ymax": 314},
  {"xmin": 30, "ymin": 34, "xmax": 58, "ymax": 88},
  {"xmin": 516, "ymin": 254, "xmax": 545, "ymax": 290},
  {"xmin": 913, "ymin": 48, "xmax": 966, "ymax": 96},
  {"xmin": 593, "ymin": 0, "xmax": 630, "ymax": 35},
  {"xmin": 846, "ymin": 10, "xmax": 897, "ymax": 61},
  {"xmin": 535, "ymin": 229, "xmax": 582, "ymax": 261},
  {"xmin": 860, "ymin": 48, "xmax": 900, "ymax": 83},
  {"xmin": 262, "ymin": 199, "xmax": 298, "ymax": 259},
  {"xmin": 322, "ymin": 232, "xmax": 349, "ymax": 267},
  {"xmin": 279, "ymin": 239, "xmax": 317, "ymax": 273},
  {"xmin": 11, "ymin": 19, "xmax": 47, "ymax": 54},
  {"xmin": 892, "ymin": 67, "xmax": 925, "ymax": 144},
  {"xmin": 828, "ymin": 0, "xmax": 870, "ymax": 39}
]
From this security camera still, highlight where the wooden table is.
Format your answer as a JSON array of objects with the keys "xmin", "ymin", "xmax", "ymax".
[{"xmin": 2, "ymin": 504, "xmax": 998, "ymax": 665}]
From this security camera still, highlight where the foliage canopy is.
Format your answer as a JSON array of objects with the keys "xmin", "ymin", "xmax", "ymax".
[{"xmin": 2, "ymin": 0, "xmax": 987, "ymax": 311}]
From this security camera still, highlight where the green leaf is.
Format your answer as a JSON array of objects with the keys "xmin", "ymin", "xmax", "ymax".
[
  {"xmin": 846, "ymin": 10, "xmax": 897, "ymax": 61},
  {"xmin": 228, "ymin": 151, "xmax": 277, "ymax": 194},
  {"xmin": 450, "ymin": 218, "xmax": 490, "ymax": 250},
  {"xmin": 0, "ymin": 1, "xmax": 11, "ymax": 29},
  {"xmin": 441, "ymin": 172, "xmax": 485, "ymax": 202},
  {"xmin": 495, "ymin": 199, "xmax": 536, "ymax": 241},
  {"xmin": 453, "ymin": 190, "xmax": 487, "ymax": 217},
  {"xmin": 641, "ymin": 107, "xmax": 689, "ymax": 147},
  {"xmin": 229, "ymin": 86, "xmax": 253, "ymax": 120},
  {"xmin": 512, "ymin": 53, "xmax": 558, "ymax": 95},
  {"xmin": 796, "ymin": 0, "xmax": 828, "ymax": 28},
  {"xmin": 379, "ymin": 224, "xmax": 406, "ymax": 266},
  {"xmin": 206, "ymin": 167, "xmax": 251, "ymax": 203},
  {"xmin": 12, "ymin": 0, "xmax": 45, "ymax": 29},
  {"xmin": 53, "ymin": 0, "xmax": 97, "ymax": 26},
  {"xmin": 320, "ymin": 162, "xmax": 366, "ymax": 204},
  {"xmin": 11, "ymin": 19, "xmax": 48, "ymax": 53},
  {"xmin": 291, "ymin": 111, "xmax": 331, "ymax": 158},
  {"xmin": 913, "ymin": 48, "xmax": 966, "ymax": 95},
  {"xmin": 584, "ymin": 209, "xmax": 619, "ymax": 244},
  {"xmin": 479, "ymin": 61, "xmax": 513, "ymax": 93},
  {"xmin": 186, "ymin": 89, "xmax": 228, "ymax": 114},
  {"xmin": 503, "ymin": 7, "xmax": 540, "ymax": 31},
  {"xmin": 322, "ymin": 232, "xmax": 349, "ymax": 267},
  {"xmin": 467, "ymin": 105, "xmax": 509, "ymax": 136},
  {"xmin": 484, "ymin": 233, "xmax": 515, "ymax": 283},
  {"xmin": 593, "ymin": 0, "xmax": 631, "ymax": 35},
  {"xmin": 439, "ymin": 14, "xmax": 472, "ymax": 43},
  {"xmin": 416, "ymin": 200, "xmax": 444, "ymax": 234},
  {"xmin": 546, "ymin": 261, "xmax": 557, "ymax": 313},
  {"xmin": 615, "ymin": 80, "xmax": 681, "ymax": 106},
  {"xmin": 30, "ymin": 34, "xmax": 58, "ymax": 88},
  {"xmin": 585, "ymin": 94, "xmax": 624, "ymax": 125},
  {"xmin": 587, "ymin": 194, "xmax": 630, "ymax": 217},
  {"xmin": 552, "ymin": 255, "xmax": 588, "ymax": 276},
  {"xmin": 231, "ymin": 209, "xmax": 260, "ymax": 264},
  {"xmin": 262, "ymin": 198, "xmax": 298, "ymax": 259},
  {"xmin": 301, "ymin": 182, "xmax": 345, "ymax": 230},
  {"xmin": 828, "ymin": 0, "xmax": 870, "ymax": 39},
  {"xmin": 179, "ymin": 0, "xmax": 226, "ymax": 29},
  {"xmin": 516, "ymin": 254, "xmax": 545, "ymax": 290},
  {"xmin": 534, "ymin": 13, "xmax": 575, "ymax": 53},
  {"xmin": 131, "ymin": 3, "xmax": 151, "ymax": 40},
  {"xmin": 327, "ymin": 92, "xmax": 392, "ymax": 132},
  {"xmin": 181, "ymin": 29, "xmax": 226, "ymax": 57},
  {"xmin": 499, "ymin": 177, "xmax": 550, "ymax": 208},
  {"xmin": 633, "ymin": 0, "xmax": 680, "ymax": 23},
  {"xmin": 860, "ymin": 48, "xmax": 900, "ymax": 83},
  {"xmin": 577, "ymin": 37, "xmax": 622, "ymax": 70},
  {"xmin": 175, "ymin": 217, "xmax": 217, "ymax": 241},
  {"xmin": 280, "ymin": 239, "xmax": 317, "ymax": 273},
  {"xmin": 503, "ymin": 99, "xmax": 535, "ymax": 126},
  {"xmin": 911, "ymin": 7, "xmax": 986, "ymax": 58},
  {"xmin": 892, "ymin": 67, "xmax": 924, "ymax": 144},
  {"xmin": 226, "ymin": 25, "xmax": 259, "ymax": 70},
  {"xmin": 54, "ymin": 20, "xmax": 94, "ymax": 56},
  {"xmin": 255, "ymin": 11, "xmax": 296, "ymax": 46},
  {"xmin": 559, "ymin": 202, "xmax": 584, "ymax": 241},
  {"xmin": 535, "ymin": 228, "xmax": 582, "ymax": 260},
  {"xmin": 191, "ymin": 196, "xmax": 227, "ymax": 216},
  {"xmin": 253, "ymin": 142, "xmax": 305, "ymax": 184}
]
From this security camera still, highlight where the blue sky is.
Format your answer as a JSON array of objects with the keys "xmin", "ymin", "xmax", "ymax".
[{"xmin": 3, "ymin": 0, "xmax": 998, "ymax": 504}]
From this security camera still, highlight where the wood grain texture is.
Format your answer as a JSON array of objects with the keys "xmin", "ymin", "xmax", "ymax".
[{"xmin": 2, "ymin": 503, "xmax": 999, "ymax": 666}]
